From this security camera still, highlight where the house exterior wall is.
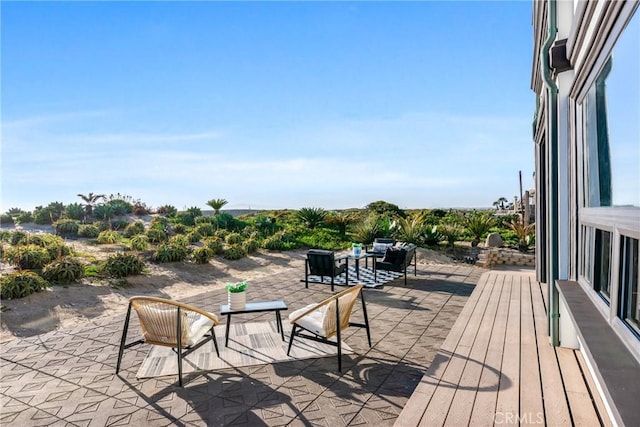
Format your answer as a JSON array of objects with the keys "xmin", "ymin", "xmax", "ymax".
[{"xmin": 531, "ymin": 0, "xmax": 639, "ymax": 360}]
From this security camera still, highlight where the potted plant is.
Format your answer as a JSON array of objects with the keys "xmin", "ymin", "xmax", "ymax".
[{"xmin": 226, "ymin": 280, "xmax": 248, "ymax": 310}]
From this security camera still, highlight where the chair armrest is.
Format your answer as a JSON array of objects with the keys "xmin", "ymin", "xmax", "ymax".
[{"xmin": 289, "ymin": 284, "xmax": 363, "ymax": 323}]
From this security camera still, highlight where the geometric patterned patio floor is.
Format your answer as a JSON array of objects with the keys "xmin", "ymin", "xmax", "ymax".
[{"xmin": 0, "ymin": 254, "xmax": 482, "ymax": 426}]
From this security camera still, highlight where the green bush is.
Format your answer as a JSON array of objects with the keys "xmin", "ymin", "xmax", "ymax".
[
  {"xmin": 169, "ymin": 234, "xmax": 190, "ymax": 247},
  {"xmin": 174, "ymin": 212, "xmax": 196, "ymax": 226},
  {"xmin": 156, "ymin": 205, "xmax": 177, "ymax": 216},
  {"xmin": 36, "ymin": 234, "xmax": 72, "ymax": 259},
  {"xmin": 297, "ymin": 229, "xmax": 345, "ymax": 251},
  {"xmin": 42, "ymin": 257, "xmax": 85, "ymax": 284},
  {"xmin": 423, "ymin": 225, "xmax": 443, "ymax": 246},
  {"xmin": 78, "ymin": 224, "xmax": 100, "ymax": 238},
  {"xmin": 103, "ymin": 253, "xmax": 145, "ymax": 277},
  {"xmin": 64, "ymin": 203, "xmax": 86, "ymax": 220},
  {"xmin": 296, "ymin": 207, "xmax": 327, "ymax": 229},
  {"xmin": 463, "ymin": 212, "xmax": 495, "ymax": 247},
  {"xmin": 150, "ymin": 216, "xmax": 171, "ymax": 231},
  {"xmin": 223, "ymin": 244, "xmax": 246, "ymax": 260},
  {"xmin": 262, "ymin": 234, "xmax": 286, "ymax": 250},
  {"xmin": 187, "ymin": 230, "xmax": 202, "ymax": 244},
  {"xmin": 439, "ymin": 224, "xmax": 463, "ymax": 247},
  {"xmin": 192, "ymin": 247, "xmax": 214, "ymax": 264},
  {"xmin": 243, "ymin": 238, "xmax": 260, "ymax": 254},
  {"xmin": 225, "ymin": 232, "xmax": 243, "ymax": 245},
  {"xmin": 33, "ymin": 202, "xmax": 65, "ymax": 224},
  {"xmin": 204, "ymin": 237, "xmax": 224, "ymax": 255},
  {"xmin": 110, "ymin": 219, "xmax": 129, "ymax": 231},
  {"xmin": 10, "ymin": 231, "xmax": 28, "ymax": 246},
  {"xmin": 214, "ymin": 229, "xmax": 229, "ymax": 239},
  {"xmin": 129, "ymin": 234, "xmax": 150, "ymax": 251},
  {"xmin": 195, "ymin": 215, "xmax": 213, "ymax": 225},
  {"xmin": 195, "ymin": 223, "xmax": 215, "ymax": 237},
  {"xmin": 173, "ymin": 224, "xmax": 187, "ymax": 234},
  {"xmin": 212, "ymin": 213, "xmax": 236, "ymax": 230},
  {"xmin": 123, "ymin": 221, "xmax": 145, "ymax": 238},
  {"xmin": 97, "ymin": 230, "xmax": 121, "ymax": 244},
  {"xmin": 145, "ymin": 228, "xmax": 167, "ymax": 244},
  {"xmin": 3, "ymin": 244, "xmax": 51, "ymax": 269},
  {"xmin": 0, "ymin": 214, "xmax": 14, "ymax": 226},
  {"xmin": 16, "ymin": 212, "xmax": 34, "ymax": 224},
  {"xmin": 54, "ymin": 219, "xmax": 80, "ymax": 238},
  {"xmin": 0, "ymin": 271, "xmax": 50, "ymax": 299},
  {"xmin": 152, "ymin": 244, "xmax": 188, "ymax": 263}
]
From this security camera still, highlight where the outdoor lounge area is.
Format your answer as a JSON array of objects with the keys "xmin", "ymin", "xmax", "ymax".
[{"xmin": 0, "ymin": 255, "xmax": 611, "ymax": 426}]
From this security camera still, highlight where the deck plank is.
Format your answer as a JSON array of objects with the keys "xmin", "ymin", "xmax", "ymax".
[
  {"xmin": 557, "ymin": 347, "xmax": 601, "ymax": 426},
  {"xmin": 575, "ymin": 350, "xmax": 612, "ymax": 427},
  {"xmin": 531, "ymin": 279, "xmax": 573, "ymax": 426},
  {"xmin": 443, "ymin": 275, "xmax": 505, "ymax": 426},
  {"xmin": 494, "ymin": 273, "xmax": 521, "ymax": 422},
  {"xmin": 468, "ymin": 274, "xmax": 511, "ymax": 427},
  {"xmin": 519, "ymin": 276, "xmax": 545, "ymax": 425},
  {"xmin": 417, "ymin": 273, "xmax": 500, "ymax": 426}
]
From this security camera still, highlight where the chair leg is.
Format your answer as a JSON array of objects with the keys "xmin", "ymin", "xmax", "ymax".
[
  {"xmin": 287, "ymin": 325, "xmax": 297, "ymax": 355},
  {"xmin": 305, "ymin": 262, "xmax": 309, "ymax": 288},
  {"xmin": 211, "ymin": 327, "xmax": 220, "ymax": 357},
  {"xmin": 360, "ymin": 290, "xmax": 372, "ymax": 347},
  {"xmin": 177, "ymin": 308, "xmax": 183, "ymax": 387},
  {"xmin": 335, "ymin": 303, "xmax": 342, "ymax": 372},
  {"xmin": 116, "ymin": 303, "xmax": 133, "ymax": 374}
]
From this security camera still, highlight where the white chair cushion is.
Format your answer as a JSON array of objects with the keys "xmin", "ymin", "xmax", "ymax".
[
  {"xmin": 186, "ymin": 312, "xmax": 216, "ymax": 347},
  {"xmin": 289, "ymin": 304, "xmax": 327, "ymax": 337}
]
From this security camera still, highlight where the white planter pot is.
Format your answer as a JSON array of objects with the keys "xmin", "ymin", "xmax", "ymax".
[{"xmin": 228, "ymin": 291, "xmax": 246, "ymax": 310}]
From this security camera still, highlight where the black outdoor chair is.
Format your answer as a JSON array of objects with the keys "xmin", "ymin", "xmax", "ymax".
[
  {"xmin": 373, "ymin": 243, "xmax": 417, "ymax": 286},
  {"xmin": 305, "ymin": 249, "xmax": 348, "ymax": 292},
  {"xmin": 365, "ymin": 238, "xmax": 395, "ymax": 268}
]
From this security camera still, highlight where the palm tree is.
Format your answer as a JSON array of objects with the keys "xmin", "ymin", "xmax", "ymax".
[
  {"xmin": 493, "ymin": 197, "xmax": 508, "ymax": 210},
  {"xmin": 206, "ymin": 198, "xmax": 228, "ymax": 215},
  {"xmin": 77, "ymin": 192, "xmax": 105, "ymax": 217}
]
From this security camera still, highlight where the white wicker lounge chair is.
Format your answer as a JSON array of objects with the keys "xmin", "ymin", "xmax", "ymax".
[
  {"xmin": 116, "ymin": 296, "xmax": 220, "ymax": 386},
  {"xmin": 287, "ymin": 284, "xmax": 370, "ymax": 371}
]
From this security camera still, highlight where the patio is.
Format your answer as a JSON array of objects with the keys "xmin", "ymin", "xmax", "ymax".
[{"xmin": 0, "ymin": 259, "xmax": 481, "ymax": 426}]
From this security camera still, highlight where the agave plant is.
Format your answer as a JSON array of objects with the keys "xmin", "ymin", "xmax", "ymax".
[
  {"xmin": 351, "ymin": 213, "xmax": 380, "ymax": 244},
  {"xmin": 508, "ymin": 220, "xmax": 535, "ymax": 252},
  {"xmin": 391, "ymin": 214, "xmax": 426, "ymax": 245},
  {"xmin": 296, "ymin": 207, "xmax": 327, "ymax": 229},
  {"xmin": 463, "ymin": 211, "xmax": 495, "ymax": 247}
]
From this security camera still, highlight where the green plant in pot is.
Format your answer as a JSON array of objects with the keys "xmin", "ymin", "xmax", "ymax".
[{"xmin": 226, "ymin": 280, "xmax": 248, "ymax": 310}]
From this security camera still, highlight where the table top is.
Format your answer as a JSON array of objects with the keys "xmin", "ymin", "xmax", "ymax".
[{"xmin": 220, "ymin": 300, "xmax": 288, "ymax": 315}]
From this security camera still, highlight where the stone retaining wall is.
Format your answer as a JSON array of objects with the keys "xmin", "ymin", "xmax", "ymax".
[{"xmin": 476, "ymin": 249, "xmax": 535, "ymax": 268}]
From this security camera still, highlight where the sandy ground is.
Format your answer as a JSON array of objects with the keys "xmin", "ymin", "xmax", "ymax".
[{"xmin": 0, "ymin": 223, "xmax": 457, "ymax": 343}]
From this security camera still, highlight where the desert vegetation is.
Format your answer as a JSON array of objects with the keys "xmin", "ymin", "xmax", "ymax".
[{"xmin": 0, "ymin": 194, "xmax": 534, "ymax": 300}]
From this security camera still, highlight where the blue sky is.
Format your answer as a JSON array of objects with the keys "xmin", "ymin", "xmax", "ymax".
[{"xmin": 1, "ymin": 1, "xmax": 536, "ymax": 212}]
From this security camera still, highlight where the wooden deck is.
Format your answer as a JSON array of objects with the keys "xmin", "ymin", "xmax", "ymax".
[{"xmin": 395, "ymin": 269, "xmax": 610, "ymax": 427}]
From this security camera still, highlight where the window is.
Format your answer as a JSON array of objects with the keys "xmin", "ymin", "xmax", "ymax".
[
  {"xmin": 619, "ymin": 236, "xmax": 639, "ymax": 336},
  {"xmin": 582, "ymin": 11, "xmax": 639, "ymax": 208},
  {"xmin": 594, "ymin": 229, "xmax": 611, "ymax": 302}
]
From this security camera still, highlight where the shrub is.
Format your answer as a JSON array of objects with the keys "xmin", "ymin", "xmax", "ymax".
[
  {"xmin": 254, "ymin": 215, "xmax": 276, "ymax": 236},
  {"xmin": 195, "ymin": 215, "xmax": 213, "ymax": 225},
  {"xmin": 423, "ymin": 225, "xmax": 443, "ymax": 246},
  {"xmin": 64, "ymin": 203, "xmax": 86, "ymax": 220},
  {"xmin": 152, "ymin": 244, "xmax": 188, "ymax": 263},
  {"xmin": 3, "ymin": 244, "xmax": 51, "ymax": 269},
  {"xmin": 352, "ymin": 214, "xmax": 380, "ymax": 244},
  {"xmin": 150, "ymin": 216, "xmax": 171, "ymax": 231},
  {"xmin": 97, "ymin": 230, "xmax": 121, "ymax": 244},
  {"xmin": 92, "ymin": 204, "xmax": 115, "ymax": 221},
  {"xmin": 103, "ymin": 253, "xmax": 145, "ymax": 277},
  {"xmin": 54, "ymin": 219, "xmax": 80, "ymax": 238},
  {"xmin": 508, "ymin": 220, "xmax": 535, "ymax": 252},
  {"xmin": 439, "ymin": 224, "xmax": 463, "ymax": 247},
  {"xmin": 463, "ymin": 212, "xmax": 495, "ymax": 247},
  {"xmin": 296, "ymin": 207, "xmax": 327, "ymax": 229},
  {"xmin": 212, "ymin": 213, "xmax": 235, "ymax": 230},
  {"xmin": 223, "ymin": 244, "xmax": 246, "ymax": 260},
  {"xmin": 37, "ymin": 234, "xmax": 72, "ymax": 259},
  {"xmin": 123, "ymin": 221, "xmax": 145, "ymax": 238},
  {"xmin": 297, "ymin": 229, "xmax": 345, "ymax": 251},
  {"xmin": 156, "ymin": 205, "xmax": 177, "ymax": 216},
  {"xmin": 110, "ymin": 219, "xmax": 129, "ymax": 231},
  {"xmin": 169, "ymin": 234, "xmax": 190, "ymax": 247},
  {"xmin": 243, "ymin": 238, "xmax": 260, "ymax": 253},
  {"xmin": 106, "ymin": 199, "xmax": 133, "ymax": 216},
  {"xmin": 214, "ymin": 229, "xmax": 229, "ymax": 240},
  {"xmin": 225, "ymin": 232, "xmax": 243, "ymax": 245},
  {"xmin": 129, "ymin": 234, "xmax": 150, "ymax": 251},
  {"xmin": 132, "ymin": 202, "xmax": 151, "ymax": 216},
  {"xmin": 145, "ymin": 228, "xmax": 167, "ymax": 244},
  {"xmin": 187, "ymin": 230, "xmax": 202, "ymax": 244},
  {"xmin": 10, "ymin": 231, "xmax": 28, "ymax": 246},
  {"xmin": 42, "ymin": 257, "xmax": 85, "ymax": 284},
  {"xmin": 78, "ymin": 224, "xmax": 100, "ymax": 238},
  {"xmin": 204, "ymin": 237, "xmax": 224, "ymax": 255},
  {"xmin": 365, "ymin": 200, "xmax": 406, "ymax": 218},
  {"xmin": 0, "ymin": 271, "xmax": 49, "ymax": 299},
  {"xmin": 0, "ymin": 214, "xmax": 14, "ymax": 226},
  {"xmin": 192, "ymin": 247, "xmax": 214, "ymax": 264},
  {"xmin": 195, "ymin": 223, "xmax": 215, "ymax": 237},
  {"xmin": 391, "ymin": 215, "xmax": 426, "ymax": 245},
  {"xmin": 16, "ymin": 212, "xmax": 34, "ymax": 224},
  {"xmin": 33, "ymin": 202, "xmax": 65, "ymax": 224}
]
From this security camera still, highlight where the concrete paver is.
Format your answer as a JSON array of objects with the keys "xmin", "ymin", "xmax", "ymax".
[{"xmin": 1, "ymin": 263, "xmax": 482, "ymax": 426}]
